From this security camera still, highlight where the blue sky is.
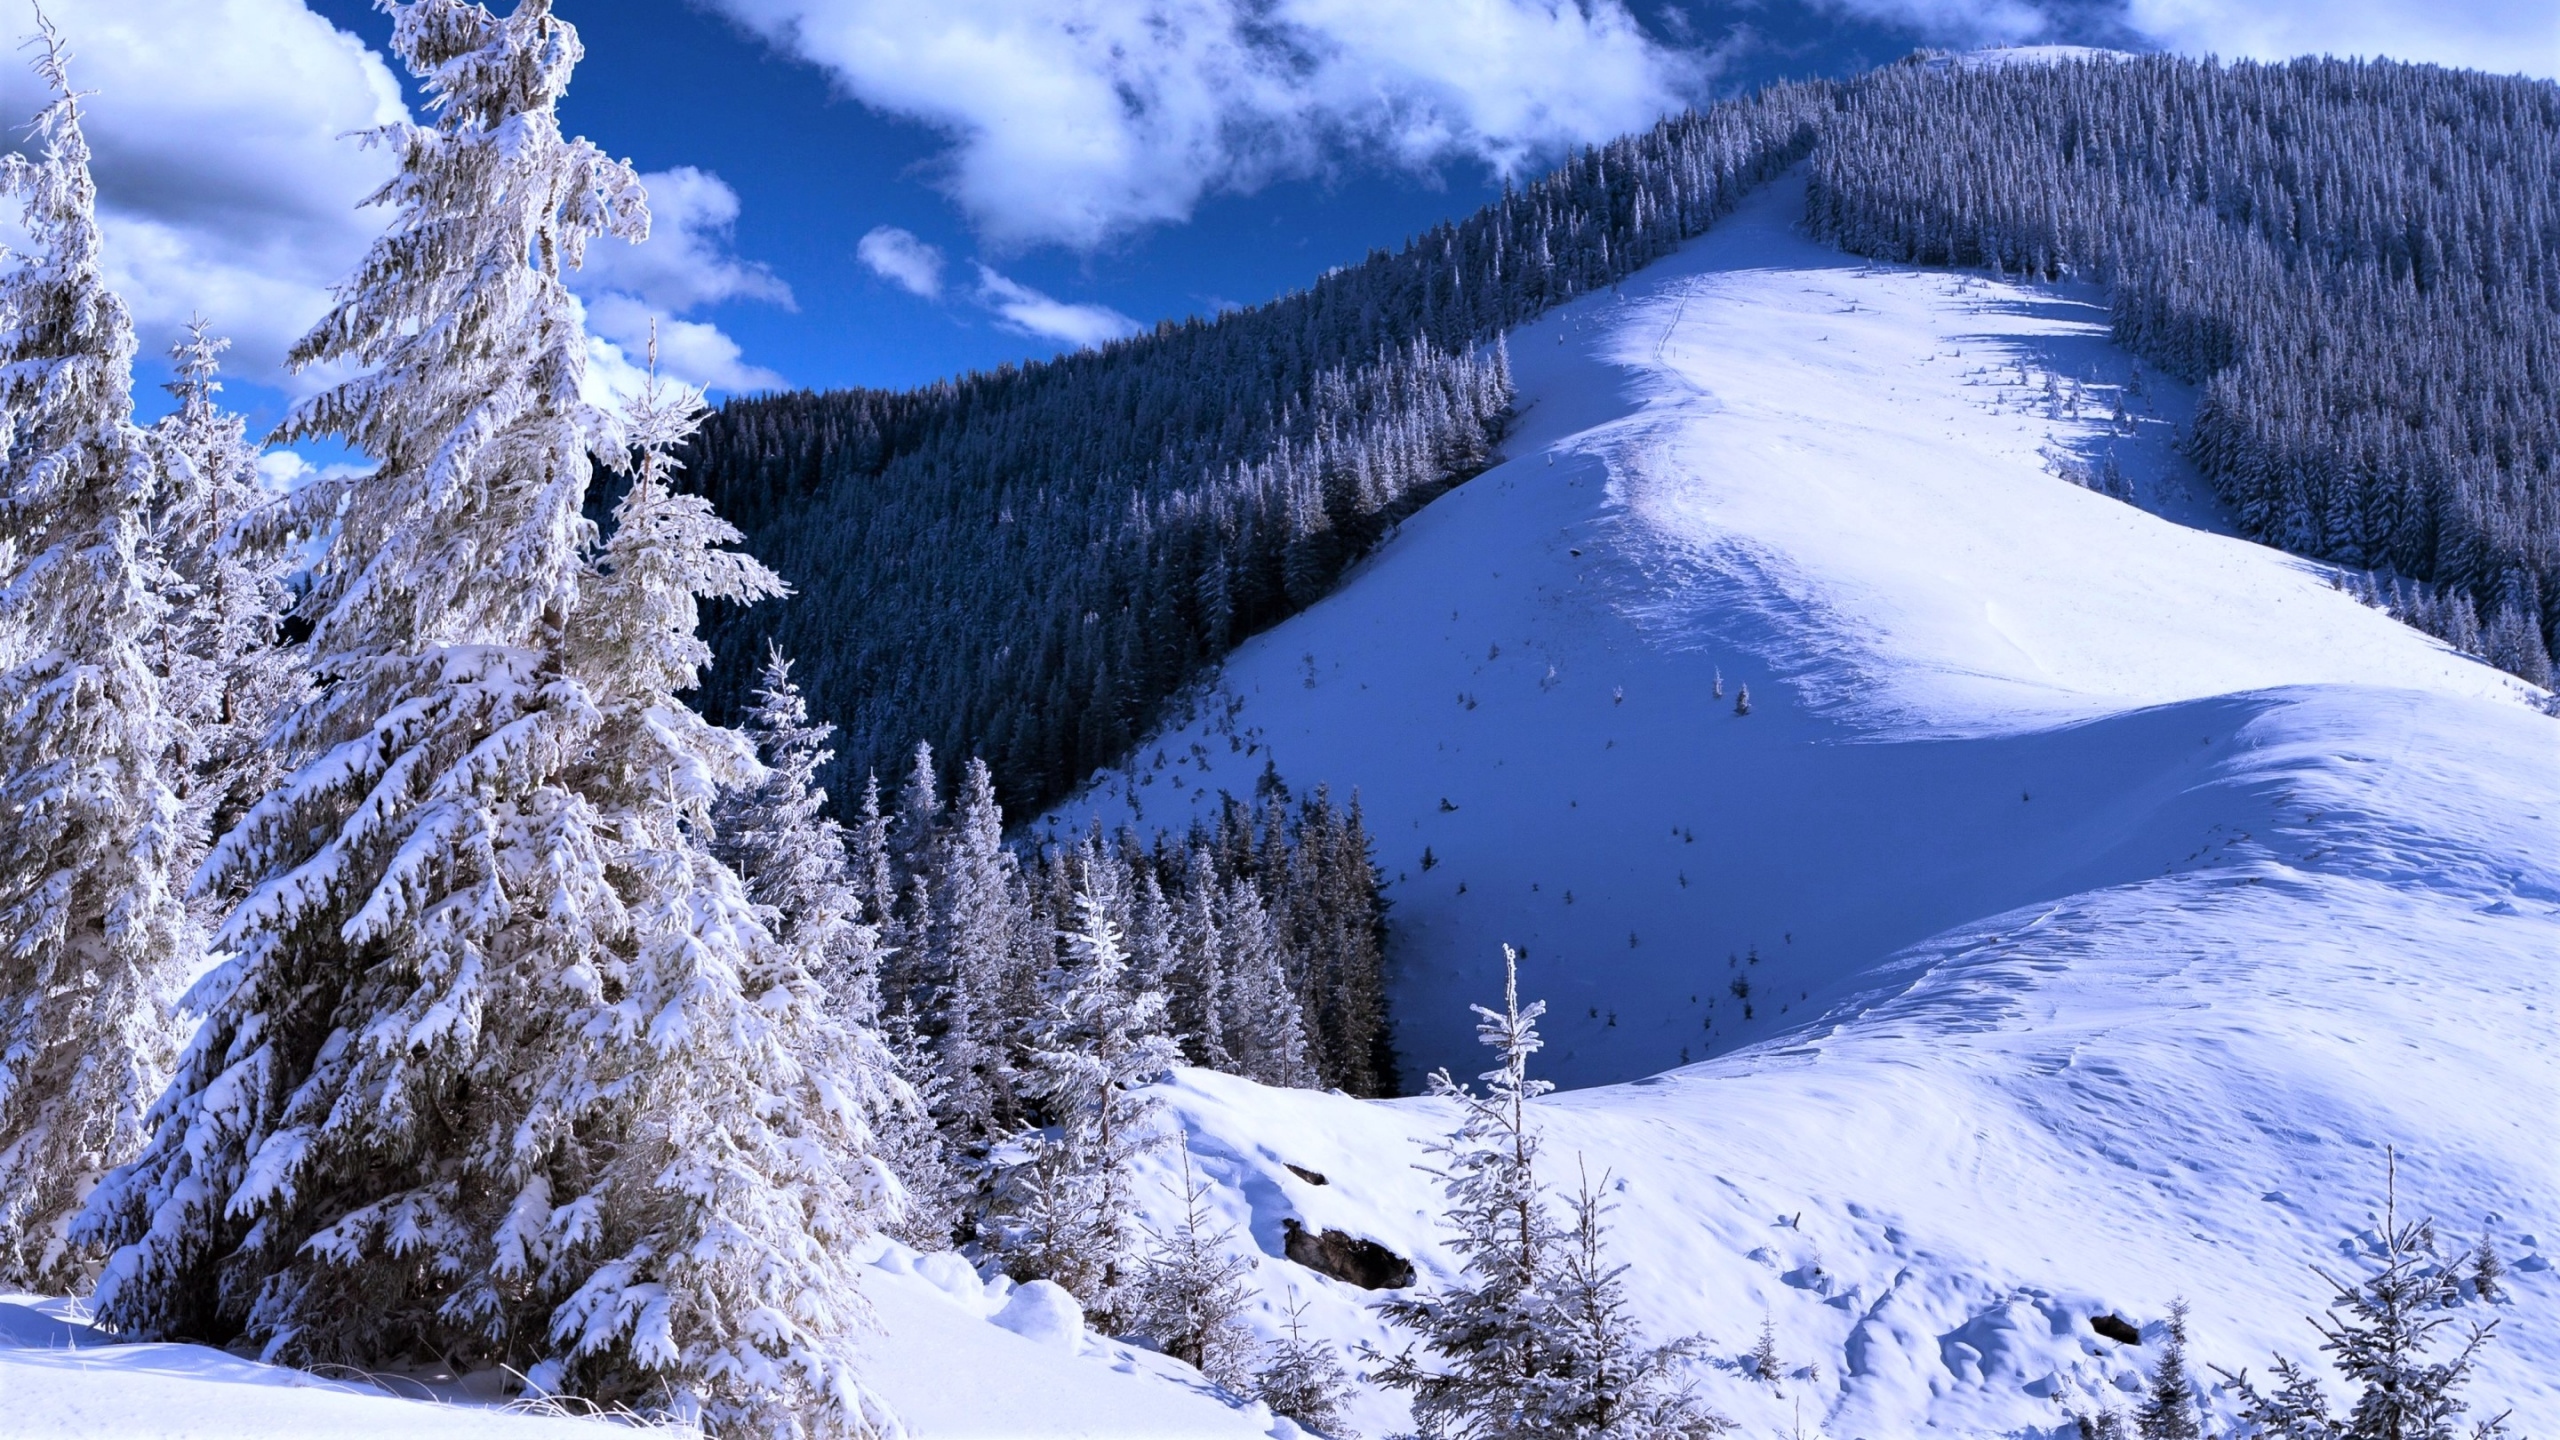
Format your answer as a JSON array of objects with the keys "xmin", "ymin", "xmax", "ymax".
[
  {"xmin": 292, "ymin": 0, "xmax": 2016, "ymax": 396},
  {"xmin": 15, "ymin": 0, "xmax": 2556, "ymax": 449}
]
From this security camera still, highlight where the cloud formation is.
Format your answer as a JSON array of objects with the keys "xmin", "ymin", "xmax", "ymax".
[
  {"xmin": 1816, "ymin": 0, "xmax": 2558, "ymax": 77},
  {"xmin": 704, "ymin": 0, "xmax": 1712, "ymax": 249},
  {"xmin": 0, "ymin": 0, "xmax": 405, "ymax": 387},
  {"xmin": 3, "ymin": 2, "xmax": 789, "ymax": 401},
  {"xmin": 2119, "ymin": 0, "xmax": 2557, "ymax": 77},
  {"xmin": 570, "ymin": 167, "xmax": 794, "ymax": 393},
  {"xmin": 973, "ymin": 265, "xmax": 1142, "ymax": 350},
  {"xmin": 857, "ymin": 225, "xmax": 947, "ymax": 298}
]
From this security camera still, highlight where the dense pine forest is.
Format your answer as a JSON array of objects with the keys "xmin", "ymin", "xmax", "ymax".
[
  {"xmin": 680, "ymin": 84, "xmax": 1833, "ymax": 815},
  {"xmin": 1810, "ymin": 54, "xmax": 2560, "ymax": 685}
]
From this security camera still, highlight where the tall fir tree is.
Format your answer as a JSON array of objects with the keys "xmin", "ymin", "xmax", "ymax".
[
  {"xmin": 0, "ymin": 21, "xmax": 196, "ymax": 1289},
  {"xmin": 1373, "ymin": 947, "xmax": 1718, "ymax": 1439},
  {"xmin": 717, "ymin": 645, "xmax": 872, "ymax": 1017}
]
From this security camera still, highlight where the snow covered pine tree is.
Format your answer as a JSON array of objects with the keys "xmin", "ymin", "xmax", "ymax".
[
  {"xmin": 1135, "ymin": 1145, "xmax": 1259, "ymax": 1392},
  {"xmin": 77, "ymin": 5, "xmax": 909, "ymax": 1434},
  {"xmin": 2215, "ymin": 1156, "xmax": 2513, "ymax": 1440},
  {"xmin": 0, "ymin": 18, "xmax": 197, "ymax": 1290}
]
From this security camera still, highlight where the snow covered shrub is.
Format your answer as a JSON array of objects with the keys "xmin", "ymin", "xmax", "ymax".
[
  {"xmin": 1368, "ymin": 946, "xmax": 1727, "ymax": 1439},
  {"xmin": 1135, "ymin": 1146, "xmax": 1258, "ymax": 1392},
  {"xmin": 76, "ymin": 5, "xmax": 909, "ymax": 1434},
  {"xmin": 0, "ymin": 19, "xmax": 197, "ymax": 1290},
  {"xmin": 1259, "ymin": 1286, "xmax": 1357, "ymax": 1437},
  {"xmin": 2215, "ymin": 1157, "xmax": 2511, "ymax": 1440}
]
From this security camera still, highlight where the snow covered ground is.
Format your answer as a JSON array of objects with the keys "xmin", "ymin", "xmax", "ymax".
[
  {"xmin": 3, "ymin": 1240, "xmax": 1301, "ymax": 1439},
  {"xmin": 1048, "ymin": 170, "xmax": 2560, "ymax": 1437},
  {"xmin": 12, "ymin": 168, "xmax": 2554, "ymax": 1438}
]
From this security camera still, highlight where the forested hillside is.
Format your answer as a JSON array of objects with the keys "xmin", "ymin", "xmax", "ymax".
[
  {"xmin": 1810, "ymin": 54, "xmax": 2560, "ymax": 685},
  {"xmin": 681, "ymin": 84, "xmax": 1833, "ymax": 813}
]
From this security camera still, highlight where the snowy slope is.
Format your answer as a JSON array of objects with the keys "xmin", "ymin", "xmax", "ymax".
[
  {"xmin": 3, "ymin": 1241, "xmax": 1300, "ymax": 1440},
  {"xmin": 1049, "ymin": 171, "xmax": 2560, "ymax": 1437}
]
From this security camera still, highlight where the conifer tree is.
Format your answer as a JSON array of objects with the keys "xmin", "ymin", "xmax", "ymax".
[
  {"xmin": 717, "ymin": 645, "xmax": 872, "ymax": 1016},
  {"xmin": 1372, "ymin": 947, "xmax": 1719, "ymax": 1438},
  {"xmin": 534, "ymin": 340, "xmax": 908, "ymax": 1435},
  {"xmin": 0, "ymin": 21, "xmax": 196, "ymax": 1289},
  {"xmin": 1543, "ymin": 1163, "xmax": 1726, "ymax": 1437},
  {"xmin": 2134, "ymin": 1299, "xmax": 2199, "ymax": 1440},
  {"xmin": 1368, "ymin": 944, "xmax": 1563, "ymax": 1437},
  {"xmin": 1260, "ymin": 1286, "xmax": 1357, "ymax": 1438},
  {"xmin": 993, "ymin": 892, "xmax": 1180, "ymax": 1334},
  {"xmin": 2216, "ymin": 1158, "xmax": 2512, "ymax": 1440},
  {"xmin": 1216, "ymin": 877, "xmax": 1316, "ymax": 1088},
  {"xmin": 1136, "ymin": 1145, "xmax": 1259, "ymax": 1392},
  {"xmin": 147, "ymin": 321, "xmax": 306, "ymax": 867}
]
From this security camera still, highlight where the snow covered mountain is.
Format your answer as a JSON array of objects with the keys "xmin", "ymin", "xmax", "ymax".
[
  {"xmin": 1040, "ymin": 169, "xmax": 2560, "ymax": 1437},
  {"xmin": 10, "ymin": 163, "xmax": 2552, "ymax": 1440}
]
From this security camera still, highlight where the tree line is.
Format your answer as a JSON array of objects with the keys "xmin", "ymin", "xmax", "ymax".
[{"xmin": 1808, "ymin": 53, "xmax": 2560, "ymax": 687}]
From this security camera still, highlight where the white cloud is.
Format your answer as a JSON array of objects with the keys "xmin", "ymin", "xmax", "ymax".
[
  {"xmin": 1816, "ymin": 0, "xmax": 2559, "ymax": 77},
  {"xmin": 2120, "ymin": 0, "xmax": 2557, "ymax": 77},
  {"xmin": 580, "ymin": 293, "xmax": 788, "ymax": 396},
  {"xmin": 703, "ymin": 0, "xmax": 1713, "ymax": 249},
  {"xmin": 3, "ymin": 4, "xmax": 789, "ymax": 400},
  {"xmin": 571, "ymin": 165, "xmax": 793, "ymax": 313},
  {"xmin": 0, "ymin": 0, "xmax": 406, "ymax": 388},
  {"xmin": 973, "ymin": 265, "xmax": 1142, "ymax": 350},
  {"xmin": 857, "ymin": 224, "xmax": 946, "ymax": 298},
  {"xmin": 568, "ymin": 167, "xmax": 794, "ymax": 394}
]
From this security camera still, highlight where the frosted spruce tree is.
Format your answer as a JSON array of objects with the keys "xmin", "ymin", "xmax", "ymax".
[
  {"xmin": 1368, "ymin": 945, "xmax": 1564, "ymax": 1437},
  {"xmin": 1136, "ymin": 1145, "xmax": 1259, "ymax": 1391},
  {"xmin": 718, "ymin": 644, "xmax": 873, "ymax": 1015},
  {"xmin": 993, "ymin": 892, "xmax": 1180, "ymax": 1333},
  {"xmin": 1259, "ymin": 1286, "xmax": 1355, "ymax": 1437},
  {"xmin": 148, "ymin": 321, "xmax": 307, "ymax": 877},
  {"xmin": 1539, "ymin": 1166, "xmax": 1725, "ymax": 1437},
  {"xmin": 539, "ymin": 345, "xmax": 909, "ymax": 1434},
  {"xmin": 0, "ymin": 22, "xmax": 196, "ymax": 1289},
  {"xmin": 2215, "ymin": 1158, "xmax": 2511, "ymax": 1440},
  {"xmin": 716, "ymin": 644, "xmax": 961, "ymax": 1251},
  {"xmin": 2132, "ymin": 1300, "xmax": 2198, "ymax": 1440},
  {"xmin": 79, "ymin": 7, "xmax": 908, "ymax": 1434},
  {"xmin": 1371, "ymin": 947, "xmax": 1720, "ymax": 1439}
]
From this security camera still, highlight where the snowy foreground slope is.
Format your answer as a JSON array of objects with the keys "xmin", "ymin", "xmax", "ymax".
[
  {"xmin": 1048, "ymin": 170, "xmax": 2560, "ymax": 1438},
  {"xmin": 3, "ymin": 1245, "xmax": 1293, "ymax": 1439}
]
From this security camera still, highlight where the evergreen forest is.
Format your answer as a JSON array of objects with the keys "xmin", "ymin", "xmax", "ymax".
[{"xmin": 684, "ymin": 51, "xmax": 2560, "ymax": 829}]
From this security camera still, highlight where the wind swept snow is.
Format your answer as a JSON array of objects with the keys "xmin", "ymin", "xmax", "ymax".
[{"xmin": 1051, "ymin": 171, "xmax": 2560, "ymax": 1437}]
